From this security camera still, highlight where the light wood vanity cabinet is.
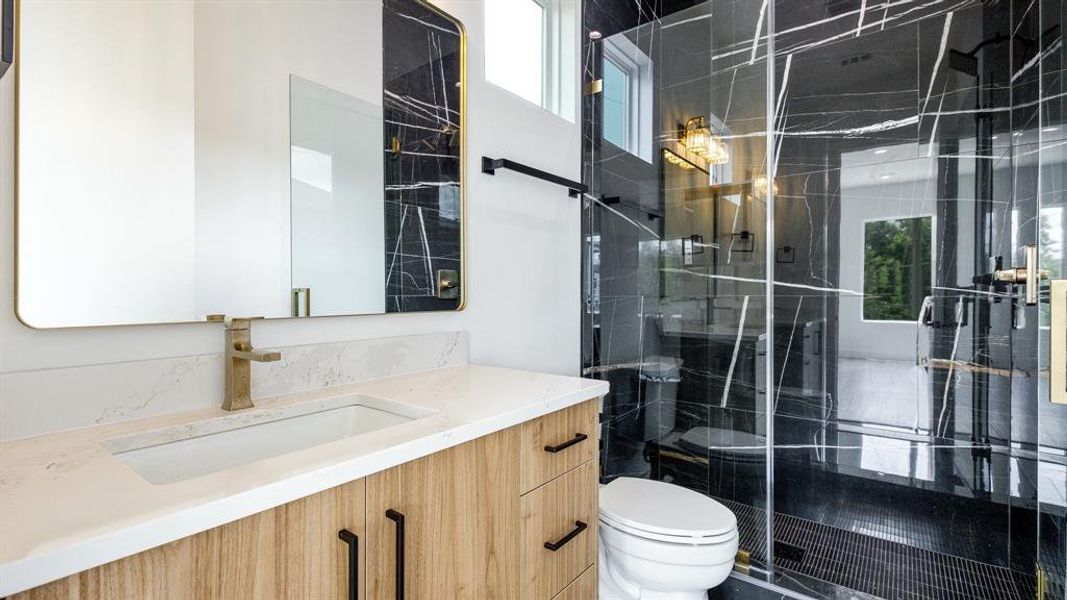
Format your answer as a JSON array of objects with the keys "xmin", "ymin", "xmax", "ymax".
[
  {"xmin": 12, "ymin": 400, "xmax": 599, "ymax": 600},
  {"xmin": 365, "ymin": 427, "xmax": 521, "ymax": 599},
  {"xmin": 518, "ymin": 401, "xmax": 599, "ymax": 600},
  {"xmin": 12, "ymin": 479, "xmax": 366, "ymax": 600}
]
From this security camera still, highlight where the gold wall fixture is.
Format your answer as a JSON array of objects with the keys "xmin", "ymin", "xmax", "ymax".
[
  {"xmin": 436, "ymin": 269, "xmax": 459, "ymax": 300},
  {"xmin": 291, "ymin": 288, "xmax": 311, "ymax": 317},
  {"xmin": 753, "ymin": 174, "xmax": 779, "ymax": 198},
  {"xmin": 683, "ymin": 116, "xmax": 729, "ymax": 165},
  {"xmin": 1052, "ymin": 280, "xmax": 1066, "ymax": 405},
  {"xmin": 662, "ymin": 148, "xmax": 698, "ymax": 170}
]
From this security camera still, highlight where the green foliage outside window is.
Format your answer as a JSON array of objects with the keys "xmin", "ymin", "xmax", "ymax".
[{"xmin": 863, "ymin": 217, "xmax": 933, "ymax": 320}]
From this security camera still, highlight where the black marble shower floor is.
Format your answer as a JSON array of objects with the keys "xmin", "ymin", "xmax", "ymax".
[{"xmin": 718, "ymin": 498, "xmax": 1058, "ymax": 600}]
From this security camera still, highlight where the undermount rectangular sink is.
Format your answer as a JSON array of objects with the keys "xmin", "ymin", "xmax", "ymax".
[{"xmin": 103, "ymin": 394, "xmax": 436, "ymax": 485}]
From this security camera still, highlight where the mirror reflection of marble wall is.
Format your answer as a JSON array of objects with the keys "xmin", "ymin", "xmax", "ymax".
[
  {"xmin": 382, "ymin": 0, "xmax": 464, "ymax": 313},
  {"xmin": 15, "ymin": 0, "xmax": 463, "ymax": 328}
]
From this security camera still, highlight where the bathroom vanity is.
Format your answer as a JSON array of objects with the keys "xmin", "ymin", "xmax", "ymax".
[
  {"xmin": 0, "ymin": 0, "xmax": 608, "ymax": 596},
  {"xmin": 0, "ymin": 366, "xmax": 607, "ymax": 599}
]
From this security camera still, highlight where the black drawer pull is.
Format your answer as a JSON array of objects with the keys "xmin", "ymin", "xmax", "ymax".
[
  {"xmin": 544, "ymin": 520, "xmax": 588, "ymax": 551},
  {"xmin": 337, "ymin": 529, "xmax": 358, "ymax": 600},
  {"xmin": 386, "ymin": 509, "xmax": 405, "ymax": 600},
  {"xmin": 544, "ymin": 432, "xmax": 588, "ymax": 453}
]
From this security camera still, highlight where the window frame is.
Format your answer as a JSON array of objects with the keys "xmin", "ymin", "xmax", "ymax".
[
  {"xmin": 537, "ymin": 0, "xmax": 576, "ymax": 121},
  {"xmin": 535, "ymin": 0, "xmax": 552, "ymax": 109}
]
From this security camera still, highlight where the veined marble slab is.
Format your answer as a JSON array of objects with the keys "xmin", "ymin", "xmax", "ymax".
[
  {"xmin": 0, "ymin": 331, "xmax": 467, "ymax": 441},
  {"xmin": 0, "ymin": 364, "xmax": 608, "ymax": 596}
]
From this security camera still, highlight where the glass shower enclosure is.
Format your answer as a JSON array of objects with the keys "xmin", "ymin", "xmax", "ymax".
[{"xmin": 582, "ymin": 1, "xmax": 1065, "ymax": 598}]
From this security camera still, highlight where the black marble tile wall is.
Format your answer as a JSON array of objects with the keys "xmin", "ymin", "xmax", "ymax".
[
  {"xmin": 770, "ymin": 0, "xmax": 1064, "ymax": 592},
  {"xmin": 583, "ymin": 0, "xmax": 1067, "ymax": 598},
  {"xmin": 382, "ymin": 0, "xmax": 462, "ymax": 312}
]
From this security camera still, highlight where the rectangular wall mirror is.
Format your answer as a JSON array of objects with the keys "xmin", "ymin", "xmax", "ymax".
[{"xmin": 14, "ymin": 0, "xmax": 464, "ymax": 328}]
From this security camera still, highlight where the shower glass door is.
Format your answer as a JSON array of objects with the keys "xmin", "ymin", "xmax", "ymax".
[
  {"xmin": 582, "ymin": 0, "xmax": 774, "ymax": 571},
  {"xmin": 769, "ymin": 0, "xmax": 1065, "ymax": 597},
  {"xmin": 584, "ymin": 0, "xmax": 1065, "ymax": 598},
  {"xmin": 1035, "ymin": 0, "xmax": 1066, "ymax": 592}
]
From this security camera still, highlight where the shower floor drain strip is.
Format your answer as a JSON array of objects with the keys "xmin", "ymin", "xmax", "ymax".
[{"xmin": 713, "ymin": 497, "xmax": 1056, "ymax": 600}]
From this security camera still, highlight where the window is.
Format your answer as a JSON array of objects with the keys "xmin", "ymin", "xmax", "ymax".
[
  {"xmin": 485, "ymin": 0, "xmax": 544, "ymax": 107},
  {"xmin": 600, "ymin": 33, "xmax": 652, "ymax": 161},
  {"xmin": 863, "ymin": 216, "xmax": 933, "ymax": 321},
  {"xmin": 485, "ymin": 0, "xmax": 576, "ymax": 120},
  {"xmin": 601, "ymin": 58, "xmax": 629, "ymax": 149}
]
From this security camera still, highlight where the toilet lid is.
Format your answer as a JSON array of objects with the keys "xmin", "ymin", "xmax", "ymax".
[{"xmin": 599, "ymin": 477, "xmax": 737, "ymax": 539}]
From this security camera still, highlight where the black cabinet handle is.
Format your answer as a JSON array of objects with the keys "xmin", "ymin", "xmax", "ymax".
[
  {"xmin": 544, "ymin": 520, "xmax": 588, "ymax": 551},
  {"xmin": 544, "ymin": 433, "xmax": 588, "ymax": 453},
  {"xmin": 385, "ymin": 509, "xmax": 405, "ymax": 600},
  {"xmin": 337, "ymin": 529, "xmax": 358, "ymax": 600}
]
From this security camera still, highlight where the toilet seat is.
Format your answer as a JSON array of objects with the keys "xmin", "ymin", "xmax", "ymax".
[
  {"xmin": 599, "ymin": 477, "xmax": 737, "ymax": 544},
  {"xmin": 599, "ymin": 518, "xmax": 739, "ymax": 566},
  {"xmin": 599, "ymin": 512, "xmax": 736, "ymax": 545}
]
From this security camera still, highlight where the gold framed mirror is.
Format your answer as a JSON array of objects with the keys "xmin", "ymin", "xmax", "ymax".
[{"xmin": 14, "ymin": 0, "xmax": 465, "ymax": 328}]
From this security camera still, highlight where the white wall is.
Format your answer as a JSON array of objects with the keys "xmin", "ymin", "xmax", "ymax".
[
  {"xmin": 290, "ymin": 77, "xmax": 385, "ymax": 316},
  {"xmin": 17, "ymin": 1, "xmax": 386, "ymax": 325},
  {"xmin": 0, "ymin": 0, "xmax": 583, "ymax": 437},
  {"xmin": 17, "ymin": 1, "xmax": 197, "ymax": 327},
  {"xmin": 193, "ymin": 1, "xmax": 382, "ymax": 319}
]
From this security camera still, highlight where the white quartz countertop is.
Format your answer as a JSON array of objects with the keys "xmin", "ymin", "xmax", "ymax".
[{"xmin": 0, "ymin": 364, "xmax": 608, "ymax": 596}]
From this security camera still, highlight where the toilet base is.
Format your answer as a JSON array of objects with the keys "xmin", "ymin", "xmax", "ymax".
[{"xmin": 598, "ymin": 546, "xmax": 709, "ymax": 600}]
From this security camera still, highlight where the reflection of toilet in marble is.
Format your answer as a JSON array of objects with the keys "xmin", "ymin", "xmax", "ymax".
[
  {"xmin": 598, "ymin": 477, "xmax": 739, "ymax": 600},
  {"xmin": 679, "ymin": 426, "xmax": 766, "ymax": 500}
]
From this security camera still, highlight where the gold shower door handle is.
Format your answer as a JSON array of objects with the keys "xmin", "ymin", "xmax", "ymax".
[
  {"xmin": 1052, "ymin": 280, "xmax": 1066, "ymax": 405},
  {"xmin": 993, "ymin": 244, "xmax": 1047, "ymax": 305}
]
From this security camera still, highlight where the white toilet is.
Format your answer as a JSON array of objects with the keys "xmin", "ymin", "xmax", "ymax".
[{"xmin": 598, "ymin": 477, "xmax": 739, "ymax": 600}]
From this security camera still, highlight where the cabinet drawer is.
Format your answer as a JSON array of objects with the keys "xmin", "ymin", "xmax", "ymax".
[
  {"xmin": 520, "ymin": 400, "xmax": 597, "ymax": 493},
  {"xmin": 520, "ymin": 461, "xmax": 597, "ymax": 600},
  {"xmin": 552, "ymin": 565, "xmax": 596, "ymax": 600}
]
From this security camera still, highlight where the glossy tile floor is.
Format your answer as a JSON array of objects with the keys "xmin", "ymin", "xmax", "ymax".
[{"xmin": 710, "ymin": 574, "xmax": 810, "ymax": 600}]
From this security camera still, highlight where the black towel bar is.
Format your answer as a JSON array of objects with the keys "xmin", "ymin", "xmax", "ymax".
[{"xmin": 481, "ymin": 157, "xmax": 587, "ymax": 197}]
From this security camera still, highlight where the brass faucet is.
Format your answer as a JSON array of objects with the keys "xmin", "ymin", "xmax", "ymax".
[{"xmin": 223, "ymin": 317, "xmax": 282, "ymax": 411}]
